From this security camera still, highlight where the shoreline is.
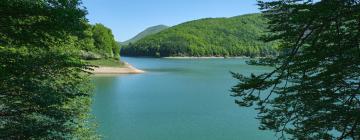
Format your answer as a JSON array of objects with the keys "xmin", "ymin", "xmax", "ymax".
[
  {"xmin": 163, "ymin": 56, "xmax": 251, "ymax": 59},
  {"xmin": 90, "ymin": 62, "xmax": 145, "ymax": 74}
]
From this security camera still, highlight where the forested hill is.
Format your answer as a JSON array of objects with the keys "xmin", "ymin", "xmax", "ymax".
[
  {"xmin": 120, "ymin": 25, "xmax": 169, "ymax": 45},
  {"xmin": 121, "ymin": 14, "xmax": 278, "ymax": 57},
  {"xmin": 79, "ymin": 23, "xmax": 120, "ymax": 60}
]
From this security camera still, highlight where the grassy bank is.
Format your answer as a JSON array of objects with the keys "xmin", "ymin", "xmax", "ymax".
[{"xmin": 87, "ymin": 59, "xmax": 125, "ymax": 67}]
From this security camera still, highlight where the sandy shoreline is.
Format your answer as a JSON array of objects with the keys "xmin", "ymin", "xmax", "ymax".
[
  {"xmin": 163, "ymin": 56, "xmax": 251, "ymax": 59},
  {"xmin": 90, "ymin": 62, "xmax": 144, "ymax": 74}
]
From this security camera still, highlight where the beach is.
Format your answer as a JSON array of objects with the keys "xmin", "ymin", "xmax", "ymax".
[
  {"xmin": 90, "ymin": 62, "xmax": 144, "ymax": 74},
  {"xmin": 163, "ymin": 56, "xmax": 251, "ymax": 59}
]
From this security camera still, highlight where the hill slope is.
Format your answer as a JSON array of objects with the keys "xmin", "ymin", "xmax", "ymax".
[
  {"xmin": 120, "ymin": 25, "xmax": 169, "ymax": 45},
  {"xmin": 121, "ymin": 14, "xmax": 277, "ymax": 57}
]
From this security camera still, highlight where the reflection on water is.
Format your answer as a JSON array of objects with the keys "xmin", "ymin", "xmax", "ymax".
[
  {"xmin": 91, "ymin": 57, "xmax": 276, "ymax": 140},
  {"xmin": 142, "ymin": 68, "xmax": 192, "ymax": 73}
]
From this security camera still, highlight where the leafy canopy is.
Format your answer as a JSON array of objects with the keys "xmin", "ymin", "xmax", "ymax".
[
  {"xmin": 91, "ymin": 23, "xmax": 120, "ymax": 59},
  {"xmin": 231, "ymin": 0, "xmax": 360, "ymax": 139},
  {"xmin": 0, "ymin": 0, "xmax": 98, "ymax": 139}
]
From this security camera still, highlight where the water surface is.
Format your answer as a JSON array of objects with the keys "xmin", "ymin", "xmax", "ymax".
[{"xmin": 91, "ymin": 57, "xmax": 276, "ymax": 140}]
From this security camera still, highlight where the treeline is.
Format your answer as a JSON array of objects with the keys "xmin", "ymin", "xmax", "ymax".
[
  {"xmin": 120, "ymin": 25, "xmax": 169, "ymax": 45},
  {"xmin": 121, "ymin": 14, "xmax": 278, "ymax": 57},
  {"xmin": 79, "ymin": 24, "xmax": 120, "ymax": 60},
  {"xmin": 0, "ymin": 0, "xmax": 101, "ymax": 139}
]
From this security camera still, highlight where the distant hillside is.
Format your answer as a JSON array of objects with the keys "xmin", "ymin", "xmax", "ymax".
[
  {"xmin": 120, "ymin": 25, "xmax": 169, "ymax": 45},
  {"xmin": 121, "ymin": 14, "xmax": 278, "ymax": 57}
]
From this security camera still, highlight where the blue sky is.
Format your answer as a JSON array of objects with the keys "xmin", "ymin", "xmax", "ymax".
[{"xmin": 83, "ymin": 0, "xmax": 260, "ymax": 42}]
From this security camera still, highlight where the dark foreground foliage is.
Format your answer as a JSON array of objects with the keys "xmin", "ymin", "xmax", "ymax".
[
  {"xmin": 0, "ymin": 0, "xmax": 98, "ymax": 139},
  {"xmin": 231, "ymin": 0, "xmax": 360, "ymax": 139}
]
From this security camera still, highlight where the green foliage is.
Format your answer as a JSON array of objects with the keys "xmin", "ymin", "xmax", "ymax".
[
  {"xmin": 231, "ymin": 0, "xmax": 360, "ymax": 139},
  {"xmin": 0, "ymin": 0, "xmax": 98, "ymax": 139},
  {"xmin": 0, "ymin": 0, "xmax": 88, "ymax": 47},
  {"xmin": 75, "ymin": 23, "xmax": 121, "ymax": 62},
  {"xmin": 121, "ymin": 14, "xmax": 278, "ymax": 57},
  {"xmin": 120, "ymin": 25, "xmax": 169, "ymax": 45},
  {"xmin": 77, "ymin": 23, "xmax": 97, "ymax": 52},
  {"xmin": 92, "ymin": 24, "xmax": 120, "ymax": 59}
]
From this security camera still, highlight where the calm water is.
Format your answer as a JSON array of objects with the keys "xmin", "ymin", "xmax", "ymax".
[{"xmin": 91, "ymin": 57, "xmax": 276, "ymax": 140}]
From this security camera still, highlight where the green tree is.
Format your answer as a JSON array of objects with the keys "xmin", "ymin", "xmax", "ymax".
[
  {"xmin": 0, "ymin": 0, "xmax": 98, "ymax": 139},
  {"xmin": 231, "ymin": 0, "xmax": 360, "ymax": 139},
  {"xmin": 92, "ymin": 23, "xmax": 120, "ymax": 59},
  {"xmin": 78, "ymin": 23, "xmax": 97, "ymax": 52}
]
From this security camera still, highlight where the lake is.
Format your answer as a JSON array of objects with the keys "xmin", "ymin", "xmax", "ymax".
[{"xmin": 91, "ymin": 57, "xmax": 276, "ymax": 140}]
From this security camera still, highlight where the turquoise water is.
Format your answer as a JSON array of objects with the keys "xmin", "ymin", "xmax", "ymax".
[{"xmin": 91, "ymin": 57, "xmax": 276, "ymax": 140}]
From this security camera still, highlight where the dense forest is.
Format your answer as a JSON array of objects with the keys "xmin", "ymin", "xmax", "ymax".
[
  {"xmin": 121, "ymin": 14, "xmax": 278, "ymax": 57},
  {"xmin": 79, "ymin": 23, "xmax": 120, "ymax": 60},
  {"xmin": 120, "ymin": 25, "xmax": 169, "ymax": 45},
  {"xmin": 232, "ymin": 0, "xmax": 360, "ymax": 139},
  {"xmin": 0, "ymin": 0, "xmax": 119, "ymax": 139}
]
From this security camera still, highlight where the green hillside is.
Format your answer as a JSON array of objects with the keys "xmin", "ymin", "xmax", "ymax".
[
  {"xmin": 121, "ymin": 14, "xmax": 278, "ymax": 57},
  {"xmin": 120, "ymin": 25, "xmax": 169, "ymax": 45},
  {"xmin": 77, "ymin": 23, "xmax": 123, "ymax": 66}
]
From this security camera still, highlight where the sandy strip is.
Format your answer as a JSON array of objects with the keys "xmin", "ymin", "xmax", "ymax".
[
  {"xmin": 163, "ymin": 56, "xmax": 250, "ymax": 59},
  {"xmin": 90, "ymin": 62, "xmax": 144, "ymax": 74}
]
